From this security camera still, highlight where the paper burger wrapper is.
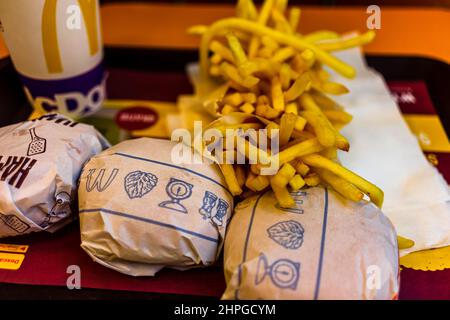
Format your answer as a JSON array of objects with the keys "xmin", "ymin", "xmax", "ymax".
[
  {"xmin": 78, "ymin": 137, "xmax": 234, "ymax": 276},
  {"xmin": 0, "ymin": 114, "xmax": 109, "ymax": 238},
  {"xmin": 223, "ymin": 187, "xmax": 399, "ymax": 300}
]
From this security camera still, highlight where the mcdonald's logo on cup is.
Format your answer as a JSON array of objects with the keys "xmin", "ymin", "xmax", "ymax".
[{"xmin": 0, "ymin": 0, "xmax": 106, "ymax": 118}]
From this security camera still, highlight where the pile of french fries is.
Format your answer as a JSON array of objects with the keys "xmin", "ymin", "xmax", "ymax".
[{"xmin": 189, "ymin": 0, "xmax": 384, "ymax": 209}]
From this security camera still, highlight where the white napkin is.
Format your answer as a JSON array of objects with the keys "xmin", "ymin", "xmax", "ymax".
[{"xmin": 329, "ymin": 47, "xmax": 450, "ymax": 256}]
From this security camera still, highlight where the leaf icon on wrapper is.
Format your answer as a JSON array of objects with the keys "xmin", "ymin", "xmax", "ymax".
[
  {"xmin": 124, "ymin": 171, "xmax": 158, "ymax": 199},
  {"xmin": 267, "ymin": 220, "xmax": 304, "ymax": 249}
]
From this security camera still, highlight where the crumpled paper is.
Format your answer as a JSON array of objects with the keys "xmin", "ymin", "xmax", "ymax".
[
  {"xmin": 0, "ymin": 113, "xmax": 109, "ymax": 238},
  {"xmin": 78, "ymin": 137, "xmax": 234, "ymax": 276},
  {"xmin": 328, "ymin": 47, "xmax": 450, "ymax": 256},
  {"xmin": 223, "ymin": 187, "xmax": 399, "ymax": 300}
]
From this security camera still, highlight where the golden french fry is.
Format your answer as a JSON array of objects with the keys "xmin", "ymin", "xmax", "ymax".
[
  {"xmin": 271, "ymin": 77, "xmax": 285, "ymax": 111},
  {"xmin": 289, "ymin": 174, "xmax": 305, "ymax": 191},
  {"xmin": 221, "ymin": 104, "xmax": 239, "ymax": 115},
  {"xmin": 294, "ymin": 115, "xmax": 307, "ymax": 131},
  {"xmin": 317, "ymin": 169, "xmax": 364, "ymax": 202},
  {"xmin": 300, "ymin": 110, "xmax": 335, "ymax": 147},
  {"xmin": 318, "ymin": 31, "xmax": 376, "ymax": 51},
  {"xmin": 304, "ymin": 172, "xmax": 320, "ymax": 186},
  {"xmin": 276, "ymin": 138, "xmax": 324, "ymax": 166},
  {"xmin": 247, "ymin": 174, "xmax": 270, "ymax": 191},
  {"xmin": 302, "ymin": 154, "xmax": 384, "ymax": 207},
  {"xmin": 240, "ymin": 102, "xmax": 255, "ymax": 114},
  {"xmin": 279, "ymin": 63, "xmax": 292, "ymax": 90},
  {"xmin": 271, "ymin": 46, "xmax": 295, "ymax": 63},
  {"xmin": 271, "ymin": 183, "xmax": 295, "ymax": 208},
  {"xmin": 323, "ymin": 110, "xmax": 353, "ymax": 124},
  {"xmin": 279, "ymin": 112, "xmax": 297, "ymax": 146},
  {"xmin": 223, "ymin": 92, "xmax": 244, "ymax": 106},
  {"xmin": 397, "ymin": 236, "xmax": 415, "ymax": 249},
  {"xmin": 285, "ymin": 102, "xmax": 298, "ymax": 114},
  {"xmin": 288, "ymin": 7, "xmax": 301, "ymax": 32},
  {"xmin": 271, "ymin": 163, "xmax": 296, "ymax": 187},
  {"xmin": 235, "ymin": 164, "xmax": 247, "ymax": 188},
  {"xmin": 210, "ymin": 53, "xmax": 223, "ymax": 64},
  {"xmin": 220, "ymin": 163, "xmax": 243, "ymax": 195},
  {"xmin": 321, "ymin": 82, "xmax": 349, "ymax": 95},
  {"xmin": 210, "ymin": 40, "xmax": 235, "ymax": 63},
  {"xmin": 294, "ymin": 160, "xmax": 310, "ymax": 176},
  {"xmin": 303, "ymin": 30, "xmax": 340, "ymax": 43},
  {"xmin": 284, "ymin": 72, "xmax": 311, "ymax": 102}
]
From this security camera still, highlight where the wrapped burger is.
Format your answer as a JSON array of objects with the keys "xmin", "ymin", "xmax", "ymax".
[
  {"xmin": 223, "ymin": 187, "xmax": 399, "ymax": 300},
  {"xmin": 78, "ymin": 137, "xmax": 234, "ymax": 276},
  {"xmin": 0, "ymin": 114, "xmax": 109, "ymax": 238}
]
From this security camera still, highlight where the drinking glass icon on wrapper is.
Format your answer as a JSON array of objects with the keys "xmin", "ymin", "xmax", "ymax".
[
  {"xmin": 255, "ymin": 253, "xmax": 300, "ymax": 290},
  {"xmin": 159, "ymin": 178, "xmax": 193, "ymax": 214},
  {"xmin": 199, "ymin": 191, "xmax": 229, "ymax": 226}
]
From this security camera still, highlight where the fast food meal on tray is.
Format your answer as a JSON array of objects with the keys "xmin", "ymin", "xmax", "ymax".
[
  {"xmin": 0, "ymin": 114, "xmax": 108, "ymax": 238},
  {"xmin": 4, "ymin": 0, "xmax": 449, "ymax": 301},
  {"xmin": 78, "ymin": 138, "xmax": 233, "ymax": 276}
]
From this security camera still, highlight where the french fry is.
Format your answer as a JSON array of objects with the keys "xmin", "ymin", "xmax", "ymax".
[
  {"xmin": 271, "ymin": 163, "xmax": 296, "ymax": 187},
  {"xmin": 220, "ymin": 163, "xmax": 243, "ymax": 195},
  {"xmin": 300, "ymin": 110, "xmax": 336, "ymax": 147},
  {"xmin": 294, "ymin": 115, "xmax": 307, "ymax": 131},
  {"xmin": 235, "ymin": 164, "xmax": 247, "ymax": 188},
  {"xmin": 303, "ymin": 30, "xmax": 340, "ymax": 43},
  {"xmin": 318, "ymin": 30, "xmax": 376, "ymax": 51},
  {"xmin": 284, "ymin": 72, "xmax": 311, "ymax": 102},
  {"xmin": 271, "ymin": 183, "xmax": 295, "ymax": 208},
  {"xmin": 317, "ymin": 169, "xmax": 364, "ymax": 202},
  {"xmin": 271, "ymin": 77, "xmax": 285, "ymax": 111},
  {"xmin": 279, "ymin": 63, "xmax": 292, "ymax": 90},
  {"xmin": 279, "ymin": 112, "xmax": 297, "ymax": 146},
  {"xmin": 247, "ymin": 174, "xmax": 270, "ymax": 191},
  {"xmin": 221, "ymin": 104, "xmax": 238, "ymax": 115},
  {"xmin": 397, "ymin": 236, "xmax": 415, "ymax": 249},
  {"xmin": 288, "ymin": 7, "xmax": 301, "ymax": 32},
  {"xmin": 289, "ymin": 174, "xmax": 305, "ymax": 191},
  {"xmin": 302, "ymin": 154, "xmax": 384, "ymax": 207},
  {"xmin": 304, "ymin": 172, "xmax": 320, "ymax": 186},
  {"xmin": 321, "ymin": 82, "xmax": 349, "ymax": 95},
  {"xmin": 271, "ymin": 46, "xmax": 296, "ymax": 63},
  {"xmin": 294, "ymin": 160, "xmax": 310, "ymax": 176},
  {"xmin": 210, "ymin": 41, "xmax": 235, "ymax": 63},
  {"xmin": 240, "ymin": 102, "xmax": 255, "ymax": 114},
  {"xmin": 285, "ymin": 102, "xmax": 298, "ymax": 114},
  {"xmin": 276, "ymin": 138, "xmax": 324, "ymax": 166},
  {"xmin": 223, "ymin": 92, "xmax": 244, "ymax": 106},
  {"xmin": 323, "ymin": 110, "xmax": 353, "ymax": 124}
]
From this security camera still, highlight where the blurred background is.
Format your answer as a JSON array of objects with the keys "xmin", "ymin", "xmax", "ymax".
[{"xmin": 100, "ymin": 0, "xmax": 450, "ymax": 8}]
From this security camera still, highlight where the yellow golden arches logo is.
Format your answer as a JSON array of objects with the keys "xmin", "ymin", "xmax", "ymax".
[{"xmin": 42, "ymin": 0, "xmax": 99, "ymax": 74}]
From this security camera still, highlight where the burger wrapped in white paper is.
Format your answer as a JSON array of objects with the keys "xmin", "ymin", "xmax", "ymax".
[
  {"xmin": 0, "ymin": 114, "xmax": 109, "ymax": 238},
  {"xmin": 223, "ymin": 187, "xmax": 399, "ymax": 300},
  {"xmin": 78, "ymin": 137, "xmax": 234, "ymax": 276}
]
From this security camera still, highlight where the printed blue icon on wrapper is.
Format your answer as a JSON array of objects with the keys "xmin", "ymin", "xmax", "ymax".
[
  {"xmin": 124, "ymin": 170, "xmax": 158, "ymax": 199},
  {"xmin": 199, "ymin": 191, "xmax": 229, "ymax": 226},
  {"xmin": 267, "ymin": 220, "xmax": 304, "ymax": 249},
  {"xmin": 255, "ymin": 253, "xmax": 300, "ymax": 290},
  {"xmin": 159, "ymin": 178, "xmax": 193, "ymax": 214},
  {"xmin": 86, "ymin": 168, "xmax": 119, "ymax": 192}
]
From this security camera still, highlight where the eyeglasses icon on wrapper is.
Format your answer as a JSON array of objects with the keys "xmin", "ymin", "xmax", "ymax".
[
  {"xmin": 158, "ymin": 178, "xmax": 193, "ymax": 214},
  {"xmin": 198, "ymin": 191, "xmax": 229, "ymax": 226},
  {"xmin": 255, "ymin": 253, "xmax": 300, "ymax": 290}
]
